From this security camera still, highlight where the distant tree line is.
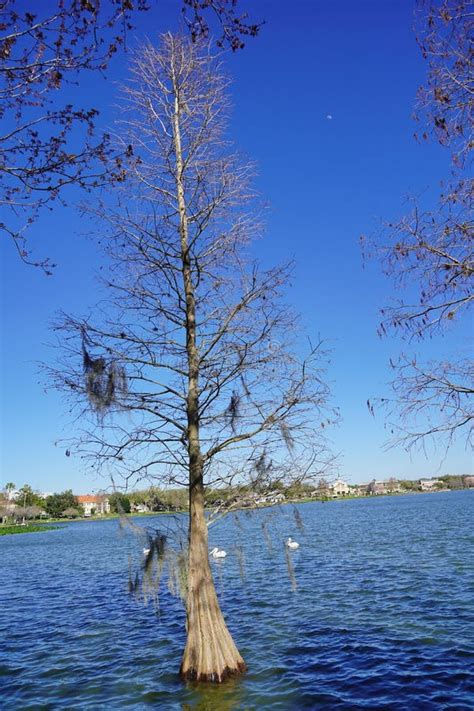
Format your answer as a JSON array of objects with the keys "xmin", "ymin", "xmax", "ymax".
[
  {"xmin": 1, "ymin": 475, "xmax": 472, "ymax": 525},
  {"xmin": 389, "ymin": 475, "xmax": 472, "ymax": 492},
  {"xmin": 0, "ymin": 480, "xmax": 325, "ymax": 522}
]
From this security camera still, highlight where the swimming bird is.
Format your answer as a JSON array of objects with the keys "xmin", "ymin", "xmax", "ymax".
[
  {"xmin": 286, "ymin": 537, "xmax": 299, "ymax": 549},
  {"xmin": 210, "ymin": 547, "xmax": 227, "ymax": 558},
  {"xmin": 143, "ymin": 547, "xmax": 151, "ymax": 556}
]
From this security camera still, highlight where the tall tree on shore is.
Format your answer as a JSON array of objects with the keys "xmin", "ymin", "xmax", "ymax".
[
  {"xmin": 49, "ymin": 34, "xmax": 335, "ymax": 682},
  {"xmin": 367, "ymin": 0, "xmax": 473, "ymax": 452},
  {"xmin": 1, "ymin": 0, "xmax": 261, "ymax": 271},
  {"xmin": 4, "ymin": 482, "xmax": 16, "ymax": 500}
]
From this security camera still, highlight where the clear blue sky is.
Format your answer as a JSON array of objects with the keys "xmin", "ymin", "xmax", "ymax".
[{"xmin": 1, "ymin": 0, "xmax": 471, "ymax": 493}]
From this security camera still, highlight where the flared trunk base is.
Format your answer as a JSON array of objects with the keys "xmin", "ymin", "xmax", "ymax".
[
  {"xmin": 179, "ymin": 562, "xmax": 247, "ymax": 684},
  {"xmin": 179, "ymin": 660, "xmax": 247, "ymax": 683},
  {"xmin": 179, "ymin": 608, "xmax": 247, "ymax": 684},
  {"xmin": 182, "ymin": 454, "xmax": 245, "ymax": 683}
]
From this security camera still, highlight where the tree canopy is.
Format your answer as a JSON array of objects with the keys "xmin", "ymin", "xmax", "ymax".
[{"xmin": 45, "ymin": 489, "xmax": 80, "ymax": 518}]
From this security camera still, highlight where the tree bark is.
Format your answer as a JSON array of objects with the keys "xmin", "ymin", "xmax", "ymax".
[
  {"xmin": 170, "ymin": 45, "xmax": 246, "ymax": 681},
  {"xmin": 180, "ymin": 469, "xmax": 247, "ymax": 682}
]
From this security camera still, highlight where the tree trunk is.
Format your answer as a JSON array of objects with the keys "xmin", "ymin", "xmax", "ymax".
[
  {"xmin": 180, "ymin": 468, "xmax": 247, "ymax": 682},
  {"xmin": 169, "ymin": 41, "xmax": 246, "ymax": 682}
]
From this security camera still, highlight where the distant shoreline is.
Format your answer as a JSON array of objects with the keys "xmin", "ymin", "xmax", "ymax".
[{"xmin": 3, "ymin": 487, "xmax": 468, "ymax": 533}]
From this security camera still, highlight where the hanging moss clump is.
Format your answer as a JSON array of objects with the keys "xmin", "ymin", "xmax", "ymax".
[{"xmin": 82, "ymin": 342, "xmax": 127, "ymax": 413}]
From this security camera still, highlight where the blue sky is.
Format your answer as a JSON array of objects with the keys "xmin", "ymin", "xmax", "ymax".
[{"xmin": 1, "ymin": 0, "xmax": 471, "ymax": 493}]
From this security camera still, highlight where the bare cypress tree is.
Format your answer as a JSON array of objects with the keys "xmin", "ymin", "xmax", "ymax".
[
  {"xmin": 50, "ymin": 34, "xmax": 335, "ymax": 682},
  {"xmin": 365, "ymin": 1, "xmax": 473, "ymax": 453}
]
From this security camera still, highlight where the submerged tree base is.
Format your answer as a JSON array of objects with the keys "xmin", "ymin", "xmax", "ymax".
[
  {"xmin": 179, "ymin": 521, "xmax": 247, "ymax": 685},
  {"xmin": 179, "ymin": 594, "xmax": 247, "ymax": 684},
  {"xmin": 180, "ymin": 661, "xmax": 247, "ymax": 684}
]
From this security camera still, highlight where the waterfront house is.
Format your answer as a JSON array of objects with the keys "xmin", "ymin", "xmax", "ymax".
[
  {"xmin": 132, "ymin": 502, "xmax": 151, "ymax": 513},
  {"xmin": 77, "ymin": 494, "xmax": 111, "ymax": 516},
  {"xmin": 255, "ymin": 492, "xmax": 286, "ymax": 505},
  {"xmin": 359, "ymin": 480, "xmax": 379, "ymax": 494},
  {"xmin": 385, "ymin": 478, "xmax": 402, "ymax": 493},
  {"xmin": 357, "ymin": 480, "xmax": 386, "ymax": 495},
  {"xmin": 310, "ymin": 478, "xmax": 331, "ymax": 498},
  {"xmin": 419, "ymin": 479, "xmax": 442, "ymax": 491},
  {"xmin": 332, "ymin": 480, "xmax": 350, "ymax": 497}
]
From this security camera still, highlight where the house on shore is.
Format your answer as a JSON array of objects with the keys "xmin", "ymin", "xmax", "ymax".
[
  {"xmin": 357, "ymin": 478, "xmax": 405, "ymax": 495},
  {"xmin": 310, "ymin": 483, "xmax": 331, "ymax": 498},
  {"xmin": 255, "ymin": 492, "xmax": 286, "ymax": 506},
  {"xmin": 419, "ymin": 479, "xmax": 442, "ymax": 491},
  {"xmin": 131, "ymin": 502, "xmax": 151, "ymax": 513},
  {"xmin": 356, "ymin": 481, "xmax": 382, "ymax": 495},
  {"xmin": 310, "ymin": 480, "xmax": 351, "ymax": 498},
  {"xmin": 77, "ymin": 494, "xmax": 111, "ymax": 516},
  {"xmin": 331, "ymin": 479, "xmax": 351, "ymax": 497}
]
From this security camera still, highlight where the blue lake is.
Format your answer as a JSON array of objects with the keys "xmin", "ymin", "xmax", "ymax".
[{"xmin": 1, "ymin": 491, "xmax": 473, "ymax": 709}]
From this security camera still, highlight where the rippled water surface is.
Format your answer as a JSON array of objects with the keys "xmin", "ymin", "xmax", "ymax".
[{"xmin": 1, "ymin": 491, "xmax": 473, "ymax": 709}]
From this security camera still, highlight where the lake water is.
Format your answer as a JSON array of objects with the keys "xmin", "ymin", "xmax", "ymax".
[{"xmin": 1, "ymin": 491, "xmax": 473, "ymax": 709}]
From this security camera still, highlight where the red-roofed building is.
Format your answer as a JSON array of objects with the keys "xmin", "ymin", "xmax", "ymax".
[{"xmin": 77, "ymin": 494, "xmax": 110, "ymax": 517}]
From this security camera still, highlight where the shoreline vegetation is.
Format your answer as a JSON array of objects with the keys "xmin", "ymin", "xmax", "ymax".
[
  {"xmin": 0, "ymin": 524, "xmax": 58, "ymax": 536},
  {"xmin": 1, "ymin": 485, "xmax": 472, "ymax": 535},
  {"xmin": 4, "ymin": 476, "xmax": 472, "ymax": 524}
]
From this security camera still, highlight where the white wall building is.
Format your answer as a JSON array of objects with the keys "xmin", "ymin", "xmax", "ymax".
[
  {"xmin": 332, "ymin": 480, "xmax": 350, "ymax": 497},
  {"xmin": 77, "ymin": 494, "xmax": 111, "ymax": 516}
]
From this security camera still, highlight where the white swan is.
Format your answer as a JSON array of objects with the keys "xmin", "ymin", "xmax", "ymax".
[
  {"xmin": 210, "ymin": 547, "xmax": 227, "ymax": 558},
  {"xmin": 286, "ymin": 537, "xmax": 299, "ymax": 549},
  {"xmin": 143, "ymin": 547, "xmax": 151, "ymax": 555}
]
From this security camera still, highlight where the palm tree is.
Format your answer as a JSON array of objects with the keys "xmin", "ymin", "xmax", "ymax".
[{"xmin": 5, "ymin": 482, "xmax": 16, "ymax": 501}]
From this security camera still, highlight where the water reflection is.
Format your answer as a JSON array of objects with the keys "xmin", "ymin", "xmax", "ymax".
[{"xmin": 183, "ymin": 676, "xmax": 247, "ymax": 710}]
